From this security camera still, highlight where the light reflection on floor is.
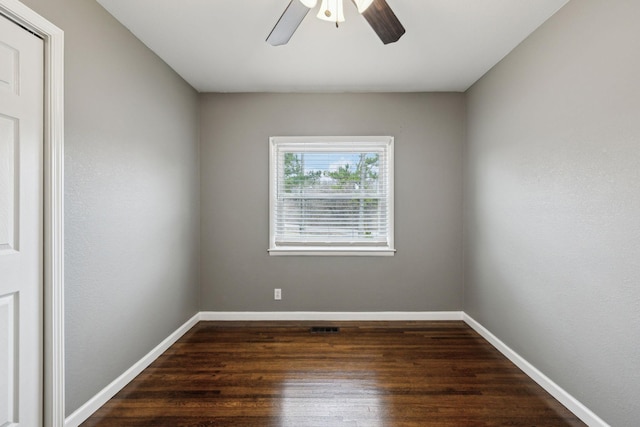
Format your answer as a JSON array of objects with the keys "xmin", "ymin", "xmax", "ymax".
[{"xmin": 279, "ymin": 377, "xmax": 384, "ymax": 426}]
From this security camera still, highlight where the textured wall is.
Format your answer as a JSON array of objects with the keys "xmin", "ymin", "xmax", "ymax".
[
  {"xmin": 20, "ymin": 0, "xmax": 201, "ymax": 416},
  {"xmin": 200, "ymin": 93, "xmax": 464, "ymax": 312},
  {"xmin": 464, "ymin": 1, "xmax": 640, "ymax": 425}
]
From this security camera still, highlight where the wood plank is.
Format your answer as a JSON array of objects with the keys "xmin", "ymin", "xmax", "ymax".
[{"xmin": 82, "ymin": 321, "xmax": 585, "ymax": 426}]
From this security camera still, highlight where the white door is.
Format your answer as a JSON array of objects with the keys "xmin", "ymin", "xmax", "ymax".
[{"xmin": 0, "ymin": 14, "xmax": 44, "ymax": 427}]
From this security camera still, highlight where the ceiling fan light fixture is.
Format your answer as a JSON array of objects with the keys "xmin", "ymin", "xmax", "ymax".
[
  {"xmin": 317, "ymin": 0, "xmax": 345, "ymax": 23},
  {"xmin": 354, "ymin": 0, "xmax": 374, "ymax": 14},
  {"xmin": 267, "ymin": 0, "xmax": 404, "ymax": 46}
]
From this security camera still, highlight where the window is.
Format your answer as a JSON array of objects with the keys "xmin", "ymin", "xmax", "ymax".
[{"xmin": 269, "ymin": 136, "xmax": 395, "ymax": 256}]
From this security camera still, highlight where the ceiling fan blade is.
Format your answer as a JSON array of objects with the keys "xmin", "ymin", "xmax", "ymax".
[
  {"xmin": 267, "ymin": 0, "xmax": 311, "ymax": 46},
  {"xmin": 358, "ymin": 0, "xmax": 405, "ymax": 44}
]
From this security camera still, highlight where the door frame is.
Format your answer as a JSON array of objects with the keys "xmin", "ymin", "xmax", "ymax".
[{"xmin": 0, "ymin": 1, "xmax": 64, "ymax": 426}]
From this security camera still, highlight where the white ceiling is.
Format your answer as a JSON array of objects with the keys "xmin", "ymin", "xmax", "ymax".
[{"xmin": 96, "ymin": 0, "xmax": 569, "ymax": 93}]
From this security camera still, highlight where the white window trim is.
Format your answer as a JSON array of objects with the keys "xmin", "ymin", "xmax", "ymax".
[{"xmin": 268, "ymin": 136, "xmax": 395, "ymax": 256}]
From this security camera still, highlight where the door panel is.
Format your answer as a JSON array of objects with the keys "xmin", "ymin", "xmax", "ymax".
[
  {"xmin": 0, "ymin": 292, "xmax": 17, "ymax": 424},
  {"xmin": 0, "ymin": 14, "xmax": 44, "ymax": 427},
  {"xmin": 0, "ymin": 113, "xmax": 17, "ymax": 252},
  {"xmin": 0, "ymin": 39, "xmax": 18, "ymax": 94}
]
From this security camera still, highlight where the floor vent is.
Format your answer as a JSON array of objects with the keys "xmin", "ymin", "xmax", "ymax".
[{"xmin": 310, "ymin": 326, "xmax": 340, "ymax": 334}]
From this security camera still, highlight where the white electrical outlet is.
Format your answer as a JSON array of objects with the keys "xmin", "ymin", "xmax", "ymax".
[{"xmin": 274, "ymin": 288, "xmax": 282, "ymax": 300}]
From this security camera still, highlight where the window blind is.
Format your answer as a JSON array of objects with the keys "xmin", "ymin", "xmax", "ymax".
[{"xmin": 269, "ymin": 137, "xmax": 394, "ymax": 254}]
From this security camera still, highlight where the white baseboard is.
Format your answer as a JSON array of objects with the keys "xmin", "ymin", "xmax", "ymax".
[
  {"xmin": 64, "ymin": 313, "xmax": 200, "ymax": 427},
  {"xmin": 462, "ymin": 314, "xmax": 609, "ymax": 427},
  {"xmin": 198, "ymin": 311, "xmax": 464, "ymax": 321}
]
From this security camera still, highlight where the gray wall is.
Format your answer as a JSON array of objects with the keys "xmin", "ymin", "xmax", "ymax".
[
  {"xmin": 464, "ymin": 1, "xmax": 640, "ymax": 425},
  {"xmin": 20, "ymin": 0, "xmax": 201, "ymax": 416},
  {"xmin": 200, "ymin": 93, "xmax": 464, "ymax": 311}
]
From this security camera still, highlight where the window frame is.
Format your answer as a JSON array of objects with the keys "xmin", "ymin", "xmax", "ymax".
[{"xmin": 268, "ymin": 136, "xmax": 395, "ymax": 256}]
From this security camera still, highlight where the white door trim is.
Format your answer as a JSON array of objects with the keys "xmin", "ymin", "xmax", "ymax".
[{"xmin": 0, "ymin": 1, "xmax": 64, "ymax": 426}]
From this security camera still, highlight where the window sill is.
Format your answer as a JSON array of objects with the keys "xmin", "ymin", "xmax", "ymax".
[{"xmin": 268, "ymin": 247, "xmax": 396, "ymax": 256}]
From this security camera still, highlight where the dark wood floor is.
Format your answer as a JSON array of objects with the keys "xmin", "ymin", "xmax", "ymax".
[{"xmin": 82, "ymin": 321, "xmax": 585, "ymax": 426}]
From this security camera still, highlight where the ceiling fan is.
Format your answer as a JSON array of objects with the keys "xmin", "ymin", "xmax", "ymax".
[{"xmin": 267, "ymin": 0, "xmax": 405, "ymax": 46}]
